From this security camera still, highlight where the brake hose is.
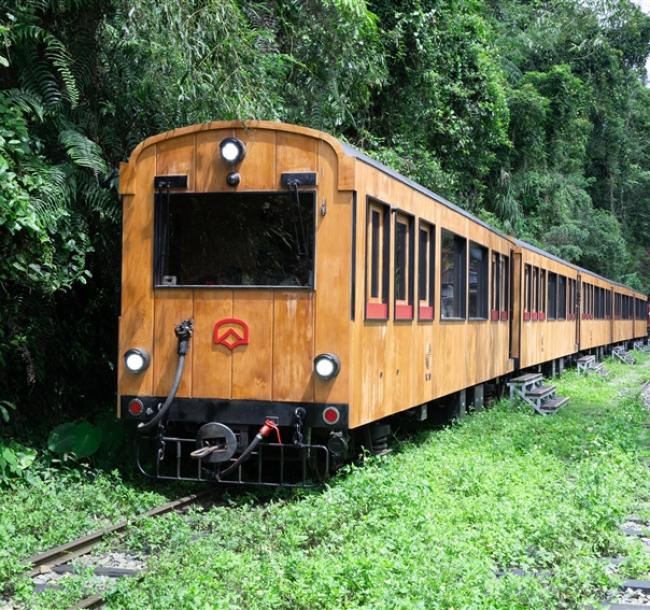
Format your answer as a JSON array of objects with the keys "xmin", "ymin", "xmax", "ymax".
[
  {"xmin": 218, "ymin": 419, "xmax": 280, "ymax": 479},
  {"xmin": 138, "ymin": 319, "xmax": 193, "ymax": 432}
]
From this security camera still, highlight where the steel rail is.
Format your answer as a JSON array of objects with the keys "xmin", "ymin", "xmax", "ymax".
[{"xmin": 23, "ymin": 489, "xmax": 213, "ymax": 578}]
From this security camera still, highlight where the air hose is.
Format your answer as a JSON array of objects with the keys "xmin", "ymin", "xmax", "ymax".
[
  {"xmin": 218, "ymin": 419, "xmax": 280, "ymax": 479},
  {"xmin": 138, "ymin": 319, "xmax": 193, "ymax": 432}
]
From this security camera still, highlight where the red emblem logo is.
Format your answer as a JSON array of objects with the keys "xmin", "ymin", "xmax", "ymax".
[{"xmin": 213, "ymin": 318, "xmax": 249, "ymax": 350}]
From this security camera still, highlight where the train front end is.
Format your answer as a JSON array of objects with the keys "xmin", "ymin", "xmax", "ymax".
[{"xmin": 117, "ymin": 122, "xmax": 354, "ymax": 486}]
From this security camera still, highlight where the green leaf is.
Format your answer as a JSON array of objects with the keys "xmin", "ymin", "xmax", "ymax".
[
  {"xmin": 70, "ymin": 421, "xmax": 102, "ymax": 458},
  {"xmin": 47, "ymin": 421, "xmax": 77, "ymax": 453}
]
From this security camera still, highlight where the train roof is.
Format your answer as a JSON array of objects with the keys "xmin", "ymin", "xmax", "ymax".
[{"xmin": 342, "ymin": 141, "xmax": 644, "ymax": 297}]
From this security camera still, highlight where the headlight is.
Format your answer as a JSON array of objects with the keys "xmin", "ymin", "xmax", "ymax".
[
  {"xmin": 314, "ymin": 353, "xmax": 341, "ymax": 380},
  {"xmin": 220, "ymin": 138, "xmax": 246, "ymax": 164},
  {"xmin": 124, "ymin": 348, "xmax": 150, "ymax": 374}
]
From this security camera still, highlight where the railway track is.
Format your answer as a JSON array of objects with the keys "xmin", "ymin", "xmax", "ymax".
[{"xmin": 13, "ymin": 489, "xmax": 215, "ymax": 610}]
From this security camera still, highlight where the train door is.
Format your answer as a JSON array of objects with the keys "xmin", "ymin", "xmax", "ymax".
[
  {"xmin": 509, "ymin": 250, "xmax": 522, "ymax": 363},
  {"xmin": 576, "ymin": 275, "xmax": 581, "ymax": 350}
]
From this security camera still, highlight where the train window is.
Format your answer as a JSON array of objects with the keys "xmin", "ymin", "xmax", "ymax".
[
  {"xmin": 558, "ymin": 276, "xmax": 567, "ymax": 319},
  {"xmin": 597, "ymin": 287, "xmax": 604, "ymax": 319},
  {"xmin": 537, "ymin": 269, "xmax": 546, "ymax": 320},
  {"xmin": 532, "ymin": 267, "xmax": 539, "ymax": 319},
  {"xmin": 394, "ymin": 213, "xmax": 414, "ymax": 320},
  {"xmin": 548, "ymin": 272, "xmax": 557, "ymax": 319},
  {"xmin": 491, "ymin": 252, "xmax": 500, "ymax": 319},
  {"xmin": 615, "ymin": 293, "xmax": 622, "ymax": 319},
  {"xmin": 154, "ymin": 191, "xmax": 315, "ymax": 288},
  {"xmin": 366, "ymin": 200, "xmax": 390, "ymax": 319},
  {"xmin": 524, "ymin": 265, "xmax": 531, "ymax": 320},
  {"xmin": 501, "ymin": 255, "xmax": 509, "ymax": 319},
  {"xmin": 441, "ymin": 230, "xmax": 467, "ymax": 319},
  {"xmin": 469, "ymin": 242, "xmax": 488, "ymax": 319},
  {"xmin": 418, "ymin": 222, "xmax": 435, "ymax": 320},
  {"xmin": 606, "ymin": 290, "xmax": 612, "ymax": 318}
]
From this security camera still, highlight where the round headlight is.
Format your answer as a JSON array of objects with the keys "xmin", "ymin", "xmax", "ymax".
[
  {"xmin": 314, "ymin": 353, "xmax": 341, "ymax": 380},
  {"xmin": 124, "ymin": 348, "xmax": 150, "ymax": 374},
  {"xmin": 220, "ymin": 138, "xmax": 246, "ymax": 164}
]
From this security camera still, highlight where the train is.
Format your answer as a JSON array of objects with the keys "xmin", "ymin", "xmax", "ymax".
[{"xmin": 117, "ymin": 120, "xmax": 647, "ymax": 486}]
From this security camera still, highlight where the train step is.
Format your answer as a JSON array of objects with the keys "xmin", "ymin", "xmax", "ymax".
[
  {"xmin": 509, "ymin": 373, "xmax": 543, "ymax": 384},
  {"xmin": 540, "ymin": 396, "xmax": 569, "ymax": 411},
  {"xmin": 507, "ymin": 373, "xmax": 544, "ymax": 401},
  {"xmin": 525, "ymin": 385, "xmax": 556, "ymax": 399},
  {"xmin": 577, "ymin": 355, "xmax": 608, "ymax": 376}
]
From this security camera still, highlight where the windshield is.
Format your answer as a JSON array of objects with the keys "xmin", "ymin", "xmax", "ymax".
[{"xmin": 154, "ymin": 191, "xmax": 315, "ymax": 287}]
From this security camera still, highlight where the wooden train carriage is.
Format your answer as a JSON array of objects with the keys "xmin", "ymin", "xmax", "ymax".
[{"xmin": 515, "ymin": 241, "xmax": 647, "ymax": 367}]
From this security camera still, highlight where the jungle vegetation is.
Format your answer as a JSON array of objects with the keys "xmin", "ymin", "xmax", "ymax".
[{"xmin": 1, "ymin": 0, "xmax": 650, "ymax": 418}]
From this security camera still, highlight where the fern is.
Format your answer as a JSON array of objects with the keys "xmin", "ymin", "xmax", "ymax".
[
  {"xmin": 12, "ymin": 23, "xmax": 80, "ymax": 106},
  {"xmin": 1, "ymin": 89, "xmax": 44, "ymax": 120},
  {"xmin": 58, "ymin": 129, "xmax": 108, "ymax": 174}
]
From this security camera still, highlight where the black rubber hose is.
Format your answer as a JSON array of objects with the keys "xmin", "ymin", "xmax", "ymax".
[
  {"xmin": 137, "ymin": 353, "xmax": 186, "ymax": 432},
  {"xmin": 218, "ymin": 432, "xmax": 264, "ymax": 479},
  {"xmin": 138, "ymin": 319, "xmax": 192, "ymax": 433}
]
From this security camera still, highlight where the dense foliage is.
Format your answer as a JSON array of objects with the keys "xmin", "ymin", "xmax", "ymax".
[{"xmin": 0, "ymin": 0, "xmax": 649, "ymax": 417}]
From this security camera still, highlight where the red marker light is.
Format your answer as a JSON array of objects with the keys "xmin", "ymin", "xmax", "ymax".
[
  {"xmin": 128, "ymin": 399, "xmax": 144, "ymax": 416},
  {"xmin": 323, "ymin": 407, "xmax": 340, "ymax": 425}
]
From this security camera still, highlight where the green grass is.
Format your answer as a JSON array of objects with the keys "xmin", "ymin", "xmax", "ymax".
[{"xmin": 6, "ymin": 354, "xmax": 650, "ymax": 609}]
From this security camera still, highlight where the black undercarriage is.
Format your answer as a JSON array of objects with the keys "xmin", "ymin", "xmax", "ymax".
[{"xmin": 123, "ymin": 397, "xmax": 350, "ymax": 486}]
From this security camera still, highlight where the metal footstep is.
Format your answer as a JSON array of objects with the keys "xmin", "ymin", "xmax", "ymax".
[{"xmin": 506, "ymin": 373, "xmax": 569, "ymax": 415}]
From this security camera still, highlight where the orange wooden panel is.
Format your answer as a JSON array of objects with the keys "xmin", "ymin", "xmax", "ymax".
[
  {"xmin": 276, "ymin": 131, "xmax": 317, "ymax": 179},
  {"xmin": 117, "ymin": 145, "xmax": 156, "ymax": 399},
  {"xmin": 195, "ymin": 128, "xmax": 234, "ymax": 192},
  {"xmin": 234, "ymin": 128, "xmax": 276, "ymax": 190},
  {"xmin": 153, "ymin": 290, "xmax": 194, "ymax": 397},
  {"xmin": 156, "ymin": 134, "xmax": 196, "ymax": 189},
  {"xmin": 314, "ymin": 142, "xmax": 350, "ymax": 405},
  {"xmin": 272, "ymin": 292, "xmax": 315, "ymax": 402},
  {"xmin": 192, "ymin": 289, "xmax": 234, "ymax": 399},
  {"xmin": 232, "ymin": 291, "xmax": 273, "ymax": 400}
]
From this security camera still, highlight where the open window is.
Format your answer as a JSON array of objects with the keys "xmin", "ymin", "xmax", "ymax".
[
  {"xmin": 154, "ymin": 191, "xmax": 315, "ymax": 287},
  {"xmin": 440, "ymin": 229, "xmax": 466, "ymax": 320},
  {"xmin": 394, "ymin": 212, "xmax": 414, "ymax": 320},
  {"xmin": 418, "ymin": 221, "xmax": 435, "ymax": 320},
  {"xmin": 366, "ymin": 199, "xmax": 390, "ymax": 320},
  {"xmin": 469, "ymin": 242, "xmax": 488, "ymax": 320}
]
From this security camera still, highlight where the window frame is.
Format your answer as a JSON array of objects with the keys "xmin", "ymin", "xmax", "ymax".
[
  {"xmin": 153, "ymin": 190, "xmax": 317, "ymax": 289},
  {"xmin": 468, "ymin": 241, "xmax": 489, "ymax": 320},
  {"xmin": 417, "ymin": 220, "xmax": 435, "ymax": 321},
  {"xmin": 538, "ymin": 269, "xmax": 546, "ymax": 320},
  {"xmin": 524, "ymin": 264, "xmax": 532, "ymax": 321},
  {"xmin": 557, "ymin": 275, "xmax": 567, "ymax": 320},
  {"xmin": 365, "ymin": 198, "xmax": 390, "ymax": 320},
  {"xmin": 394, "ymin": 211, "xmax": 415, "ymax": 321},
  {"xmin": 440, "ymin": 229, "xmax": 467, "ymax": 321},
  {"xmin": 548, "ymin": 272, "xmax": 557, "ymax": 320}
]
